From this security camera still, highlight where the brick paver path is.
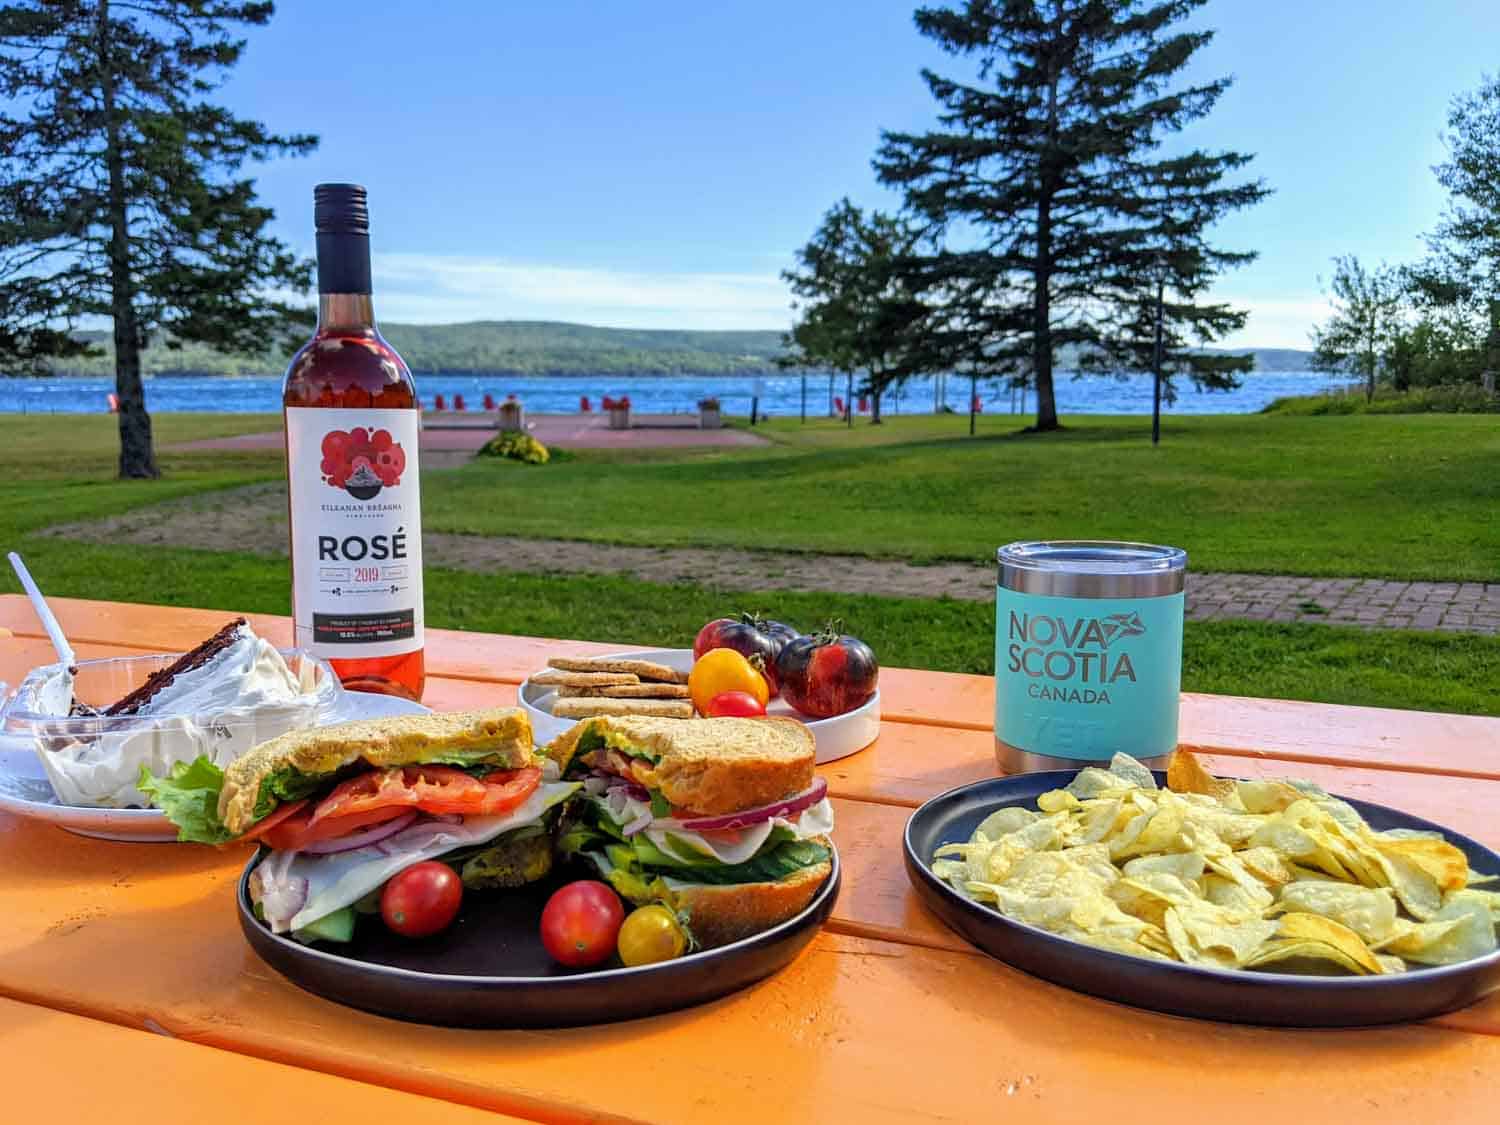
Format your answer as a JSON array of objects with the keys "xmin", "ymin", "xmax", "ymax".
[
  {"xmin": 44, "ymin": 483, "xmax": 1500, "ymax": 637},
  {"xmin": 1187, "ymin": 573, "xmax": 1500, "ymax": 633}
]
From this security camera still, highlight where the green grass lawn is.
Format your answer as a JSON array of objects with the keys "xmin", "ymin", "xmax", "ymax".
[
  {"xmin": 2, "ymin": 411, "xmax": 1498, "ymax": 716},
  {"xmin": 425, "ymin": 413, "xmax": 1500, "ymax": 580}
]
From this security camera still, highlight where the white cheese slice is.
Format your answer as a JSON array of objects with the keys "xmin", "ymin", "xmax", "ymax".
[
  {"xmin": 258, "ymin": 781, "xmax": 578, "ymax": 933},
  {"xmin": 591, "ymin": 793, "xmax": 835, "ymax": 866}
]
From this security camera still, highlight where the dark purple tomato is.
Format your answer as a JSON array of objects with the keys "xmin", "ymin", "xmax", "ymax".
[
  {"xmin": 692, "ymin": 615, "xmax": 783, "ymax": 693},
  {"xmin": 776, "ymin": 629, "xmax": 878, "ymax": 719}
]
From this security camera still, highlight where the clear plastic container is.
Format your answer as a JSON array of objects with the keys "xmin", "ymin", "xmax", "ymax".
[{"xmin": 0, "ymin": 650, "xmax": 343, "ymax": 809}]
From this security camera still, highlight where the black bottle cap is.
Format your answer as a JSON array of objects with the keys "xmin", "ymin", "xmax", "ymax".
[{"xmin": 314, "ymin": 183, "xmax": 369, "ymax": 235}]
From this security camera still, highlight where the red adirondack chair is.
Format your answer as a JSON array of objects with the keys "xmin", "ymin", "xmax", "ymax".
[
  {"xmin": 434, "ymin": 393, "xmax": 446, "ymax": 412},
  {"xmin": 453, "ymin": 393, "xmax": 466, "ymax": 412},
  {"xmin": 580, "ymin": 396, "xmax": 592, "ymax": 412},
  {"xmin": 483, "ymin": 393, "xmax": 496, "ymax": 411}
]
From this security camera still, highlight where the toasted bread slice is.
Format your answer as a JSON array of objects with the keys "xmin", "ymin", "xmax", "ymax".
[
  {"xmin": 552, "ymin": 697, "xmax": 695, "ymax": 720},
  {"xmin": 666, "ymin": 841, "xmax": 833, "ymax": 948},
  {"xmin": 547, "ymin": 656, "xmax": 687, "ymax": 683},
  {"xmin": 557, "ymin": 683, "xmax": 691, "ymax": 699},
  {"xmin": 550, "ymin": 715, "xmax": 815, "ymax": 816},
  {"xmin": 219, "ymin": 707, "xmax": 533, "ymax": 835},
  {"xmin": 531, "ymin": 669, "xmax": 639, "ymax": 687}
]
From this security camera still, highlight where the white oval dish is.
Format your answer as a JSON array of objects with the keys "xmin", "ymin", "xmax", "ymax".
[
  {"xmin": 518, "ymin": 647, "xmax": 880, "ymax": 764},
  {"xmin": 0, "ymin": 687, "xmax": 428, "ymax": 842}
]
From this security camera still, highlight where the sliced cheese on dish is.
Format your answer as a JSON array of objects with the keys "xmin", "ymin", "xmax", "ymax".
[
  {"xmin": 253, "ymin": 781, "xmax": 578, "ymax": 933},
  {"xmin": 591, "ymin": 792, "xmax": 834, "ymax": 866}
]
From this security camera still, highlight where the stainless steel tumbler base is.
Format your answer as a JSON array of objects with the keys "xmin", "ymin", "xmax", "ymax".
[{"xmin": 994, "ymin": 738, "xmax": 1171, "ymax": 775}]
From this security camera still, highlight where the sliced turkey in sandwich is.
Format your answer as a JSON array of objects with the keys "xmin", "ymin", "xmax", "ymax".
[
  {"xmin": 550, "ymin": 715, "xmax": 834, "ymax": 948},
  {"xmin": 140, "ymin": 707, "xmax": 578, "ymax": 942}
]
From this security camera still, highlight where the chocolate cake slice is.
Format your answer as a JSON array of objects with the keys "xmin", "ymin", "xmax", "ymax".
[{"xmin": 103, "ymin": 617, "xmax": 251, "ymax": 716}]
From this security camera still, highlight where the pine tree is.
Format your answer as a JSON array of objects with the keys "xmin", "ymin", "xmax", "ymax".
[
  {"xmin": 0, "ymin": 0, "xmax": 315, "ymax": 477},
  {"xmin": 875, "ymin": 0, "xmax": 1268, "ymax": 431}
]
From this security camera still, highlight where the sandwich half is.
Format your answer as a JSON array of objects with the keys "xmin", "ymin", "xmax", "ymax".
[
  {"xmin": 551, "ymin": 715, "xmax": 834, "ymax": 948},
  {"xmin": 140, "ymin": 707, "xmax": 578, "ymax": 942}
]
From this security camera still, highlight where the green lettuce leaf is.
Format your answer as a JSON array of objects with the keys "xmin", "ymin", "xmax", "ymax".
[{"xmin": 137, "ymin": 758, "xmax": 233, "ymax": 845}]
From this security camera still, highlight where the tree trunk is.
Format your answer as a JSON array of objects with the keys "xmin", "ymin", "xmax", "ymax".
[
  {"xmin": 99, "ymin": 0, "xmax": 157, "ymax": 479},
  {"xmin": 870, "ymin": 369, "xmax": 882, "ymax": 423},
  {"xmin": 1032, "ymin": 195, "xmax": 1059, "ymax": 431},
  {"xmin": 1031, "ymin": 44, "xmax": 1061, "ymax": 433}
]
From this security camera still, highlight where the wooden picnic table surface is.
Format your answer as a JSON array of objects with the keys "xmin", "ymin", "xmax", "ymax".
[{"xmin": 1, "ymin": 594, "xmax": 1498, "ymax": 1123}]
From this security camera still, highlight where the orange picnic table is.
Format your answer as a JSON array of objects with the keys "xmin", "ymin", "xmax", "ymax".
[{"xmin": 2, "ymin": 594, "xmax": 1499, "ymax": 1124}]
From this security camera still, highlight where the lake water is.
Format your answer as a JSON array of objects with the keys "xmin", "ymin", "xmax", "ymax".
[{"xmin": 0, "ymin": 370, "xmax": 1337, "ymax": 416}]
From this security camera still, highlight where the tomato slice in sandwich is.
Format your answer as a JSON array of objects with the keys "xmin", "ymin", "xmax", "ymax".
[{"xmin": 251, "ymin": 765, "xmax": 545, "ymax": 851}]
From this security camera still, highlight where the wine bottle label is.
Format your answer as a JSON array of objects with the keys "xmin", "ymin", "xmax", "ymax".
[{"xmin": 285, "ymin": 407, "xmax": 424, "ymax": 659}]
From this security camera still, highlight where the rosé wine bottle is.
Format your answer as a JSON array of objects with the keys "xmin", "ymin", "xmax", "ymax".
[{"xmin": 282, "ymin": 183, "xmax": 424, "ymax": 700}]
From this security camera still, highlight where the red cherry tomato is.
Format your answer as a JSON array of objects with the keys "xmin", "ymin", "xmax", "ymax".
[
  {"xmin": 541, "ymin": 880, "xmax": 626, "ymax": 968},
  {"xmin": 381, "ymin": 861, "xmax": 463, "ymax": 938},
  {"xmin": 706, "ymin": 690, "xmax": 768, "ymax": 718}
]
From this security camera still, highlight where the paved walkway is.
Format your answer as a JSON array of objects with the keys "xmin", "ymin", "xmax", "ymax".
[
  {"xmin": 166, "ymin": 413, "xmax": 765, "ymax": 466},
  {"xmin": 40, "ymin": 483, "xmax": 1500, "ymax": 636},
  {"xmin": 1187, "ymin": 573, "xmax": 1500, "ymax": 633}
]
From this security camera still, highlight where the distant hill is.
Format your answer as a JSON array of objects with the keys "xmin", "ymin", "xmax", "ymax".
[
  {"xmin": 33, "ymin": 322, "xmax": 1313, "ymax": 378},
  {"xmin": 50, "ymin": 321, "xmax": 791, "ymax": 377}
]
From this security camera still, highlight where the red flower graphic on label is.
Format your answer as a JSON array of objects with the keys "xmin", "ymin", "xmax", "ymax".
[{"xmin": 321, "ymin": 427, "xmax": 406, "ymax": 499}]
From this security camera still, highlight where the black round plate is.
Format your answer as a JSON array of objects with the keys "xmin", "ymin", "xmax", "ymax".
[
  {"xmin": 238, "ymin": 850, "xmax": 839, "ymax": 1028},
  {"xmin": 904, "ymin": 771, "xmax": 1500, "ymax": 1027}
]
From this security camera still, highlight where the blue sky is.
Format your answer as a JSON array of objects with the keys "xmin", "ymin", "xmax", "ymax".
[{"xmin": 223, "ymin": 0, "xmax": 1499, "ymax": 347}]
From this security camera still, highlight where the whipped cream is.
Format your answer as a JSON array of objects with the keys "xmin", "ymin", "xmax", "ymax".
[{"xmin": 19, "ymin": 623, "xmax": 333, "ymax": 808}]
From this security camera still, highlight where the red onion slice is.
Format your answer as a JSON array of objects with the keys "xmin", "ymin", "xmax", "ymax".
[
  {"xmin": 662, "ymin": 777, "xmax": 829, "ymax": 833},
  {"xmin": 622, "ymin": 811, "xmax": 654, "ymax": 837},
  {"xmin": 300, "ymin": 810, "xmax": 420, "ymax": 854}
]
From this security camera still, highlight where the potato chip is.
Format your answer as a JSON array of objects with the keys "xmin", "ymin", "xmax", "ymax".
[
  {"xmin": 1122, "ymin": 852, "xmax": 1206, "ymax": 884},
  {"xmin": 1167, "ymin": 749, "xmax": 1238, "ymax": 804},
  {"xmin": 975, "ymin": 806, "xmax": 1038, "ymax": 839},
  {"xmin": 1066, "ymin": 767, "xmax": 1134, "ymax": 800},
  {"xmin": 1267, "ymin": 912, "xmax": 1385, "ymax": 973},
  {"xmin": 1107, "ymin": 753, "xmax": 1158, "ymax": 791},
  {"xmin": 1234, "ymin": 779, "xmax": 1305, "ymax": 815},
  {"xmin": 1371, "ymin": 834, "xmax": 1470, "ymax": 893},
  {"xmin": 1244, "ymin": 939, "xmax": 1379, "ymax": 976},
  {"xmin": 1376, "ymin": 893, "xmax": 1497, "ymax": 966},
  {"xmin": 1272, "ymin": 881, "xmax": 1398, "ymax": 944},
  {"xmin": 1367, "ymin": 846, "xmax": 1443, "ymax": 921},
  {"xmin": 930, "ymin": 749, "xmax": 1500, "ymax": 978},
  {"xmin": 1202, "ymin": 873, "xmax": 1272, "ymax": 916}
]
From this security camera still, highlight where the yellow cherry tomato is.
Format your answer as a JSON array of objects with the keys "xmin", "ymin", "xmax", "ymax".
[
  {"xmin": 617, "ymin": 905, "xmax": 688, "ymax": 967},
  {"xmin": 688, "ymin": 647, "xmax": 770, "ymax": 716}
]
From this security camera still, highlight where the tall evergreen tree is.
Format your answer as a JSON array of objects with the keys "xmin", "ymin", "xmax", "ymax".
[
  {"xmin": 875, "ymin": 0, "xmax": 1268, "ymax": 431},
  {"xmin": 782, "ymin": 199, "xmax": 927, "ymax": 423},
  {"xmin": 0, "ymin": 0, "xmax": 315, "ymax": 477}
]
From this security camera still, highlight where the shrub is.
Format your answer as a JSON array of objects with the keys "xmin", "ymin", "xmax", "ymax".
[
  {"xmin": 477, "ymin": 431, "xmax": 551, "ymax": 464},
  {"xmin": 1262, "ymin": 385, "xmax": 1499, "ymax": 416}
]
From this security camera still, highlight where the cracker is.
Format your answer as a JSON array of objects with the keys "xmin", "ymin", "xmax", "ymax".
[
  {"xmin": 557, "ymin": 682, "xmax": 692, "ymax": 699},
  {"xmin": 530, "ymin": 669, "xmax": 639, "ymax": 687},
  {"xmin": 551, "ymin": 697, "xmax": 695, "ymax": 719},
  {"xmin": 546, "ymin": 656, "xmax": 687, "ymax": 683}
]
